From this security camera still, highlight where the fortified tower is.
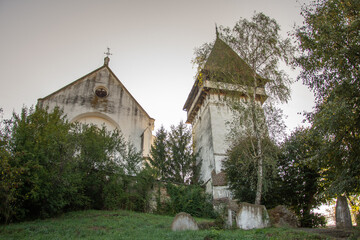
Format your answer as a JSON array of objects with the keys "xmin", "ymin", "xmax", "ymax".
[{"xmin": 183, "ymin": 35, "xmax": 267, "ymax": 204}]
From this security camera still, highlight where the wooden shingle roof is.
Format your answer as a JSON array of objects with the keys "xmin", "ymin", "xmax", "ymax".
[{"xmin": 203, "ymin": 36, "xmax": 267, "ymax": 86}]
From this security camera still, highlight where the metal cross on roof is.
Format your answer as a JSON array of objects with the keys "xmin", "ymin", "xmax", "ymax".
[{"xmin": 104, "ymin": 47, "xmax": 112, "ymax": 57}]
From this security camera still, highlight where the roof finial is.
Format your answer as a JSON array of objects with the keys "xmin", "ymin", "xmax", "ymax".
[
  {"xmin": 215, "ymin": 23, "xmax": 219, "ymax": 38},
  {"xmin": 104, "ymin": 47, "xmax": 112, "ymax": 57},
  {"xmin": 104, "ymin": 47, "xmax": 112, "ymax": 66}
]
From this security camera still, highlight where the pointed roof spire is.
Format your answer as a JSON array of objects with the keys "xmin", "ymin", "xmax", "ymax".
[
  {"xmin": 203, "ymin": 37, "xmax": 267, "ymax": 87},
  {"xmin": 104, "ymin": 47, "xmax": 112, "ymax": 66}
]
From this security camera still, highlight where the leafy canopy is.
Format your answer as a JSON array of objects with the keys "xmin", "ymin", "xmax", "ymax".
[{"xmin": 295, "ymin": 0, "xmax": 360, "ymax": 196}]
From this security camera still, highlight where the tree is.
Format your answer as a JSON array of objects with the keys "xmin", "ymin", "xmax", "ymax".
[
  {"xmin": 224, "ymin": 136, "xmax": 279, "ymax": 206},
  {"xmin": 149, "ymin": 126, "xmax": 169, "ymax": 180},
  {"xmin": 167, "ymin": 121, "xmax": 198, "ymax": 184},
  {"xmin": 295, "ymin": 0, "xmax": 360, "ymax": 197},
  {"xmin": 1, "ymin": 106, "xmax": 80, "ymax": 221},
  {"xmin": 72, "ymin": 124, "xmax": 124, "ymax": 209},
  {"xmin": 72, "ymin": 123, "xmax": 149, "ymax": 210},
  {"xmin": 0, "ymin": 108, "xmax": 24, "ymax": 224},
  {"xmin": 149, "ymin": 122, "xmax": 199, "ymax": 185},
  {"xmin": 296, "ymin": 0, "xmax": 360, "ymax": 99},
  {"xmin": 194, "ymin": 13, "xmax": 294, "ymax": 204},
  {"xmin": 278, "ymin": 128, "xmax": 325, "ymax": 227}
]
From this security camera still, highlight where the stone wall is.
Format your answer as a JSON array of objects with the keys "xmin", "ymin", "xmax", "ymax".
[
  {"xmin": 191, "ymin": 93, "xmax": 234, "ymax": 199},
  {"xmin": 147, "ymin": 181, "xmax": 170, "ymax": 213}
]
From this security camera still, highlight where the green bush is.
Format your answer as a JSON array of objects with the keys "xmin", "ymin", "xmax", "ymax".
[
  {"xmin": 118, "ymin": 168, "xmax": 155, "ymax": 212},
  {"xmin": 165, "ymin": 184, "xmax": 217, "ymax": 218},
  {"xmin": 103, "ymin": 174, "xmax": 125, "ymax": 210}
]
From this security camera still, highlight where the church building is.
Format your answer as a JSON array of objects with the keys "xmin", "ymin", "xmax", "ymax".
[{"xmin": 38, "ymin": 54, "xmax": 154, "ymax": 158}]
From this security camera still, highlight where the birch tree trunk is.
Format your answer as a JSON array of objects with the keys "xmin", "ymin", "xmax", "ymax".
[{"xmin": 250, "ymin": 75, "xmax": 263, "ymax": 205}]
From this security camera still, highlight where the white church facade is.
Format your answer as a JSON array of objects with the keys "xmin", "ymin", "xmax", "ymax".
[{"xmin": 38, "ymin": 56, "xmax": 154, "ymax": 158}]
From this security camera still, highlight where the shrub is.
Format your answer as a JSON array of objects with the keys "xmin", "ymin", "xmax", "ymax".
[
  {"xmin": 165, "ymin": 184, "xmax": 217, "ymax": 218},
  {"xmin": 0, "ymin": 106, "xmax": 156, "ymax": 223},
  {"xmin": 103, "ymin": 174, "xmax": 125, "ymax": 210}
]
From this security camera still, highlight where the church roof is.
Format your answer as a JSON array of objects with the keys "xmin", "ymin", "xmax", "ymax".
[{"xmin": 203, "ymin": 36, "xmax": 266, "ymax": 86}]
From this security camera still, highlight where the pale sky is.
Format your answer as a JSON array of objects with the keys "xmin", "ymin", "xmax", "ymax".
[{"xmin": 0, "ymin": 0, "xmax": 315, "ymax": 133}]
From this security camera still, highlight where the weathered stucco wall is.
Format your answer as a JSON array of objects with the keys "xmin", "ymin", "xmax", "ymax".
[
  {"xmin": 208, "ymin": 97, "xmax": 233, "ymax": 173},
  {"xmin": 38, "ymin": 65, "xmax": 154, "ymax": 157},
  {"xmin": 191, "ymin": 92, "xmax": 234, "ymax": 197},
  {"xmin": 192, "ymin": 96, "xmax": 214, "ymax": 184}
]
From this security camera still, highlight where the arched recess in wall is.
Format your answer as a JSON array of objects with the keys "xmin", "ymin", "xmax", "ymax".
[{"xmin": 71, "ymin": 112, "xmax": 120, "ymax": 132}]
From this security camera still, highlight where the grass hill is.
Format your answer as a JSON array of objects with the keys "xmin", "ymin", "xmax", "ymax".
[{"xmin": 0, "ymin": 209, "xmax": 332, "ymax": 239}]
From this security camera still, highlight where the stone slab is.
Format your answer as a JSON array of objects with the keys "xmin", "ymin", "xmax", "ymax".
[
  {"xmin": 171, "ymin": 212, "xmax": 199, "ymax": 231},
  {"xmin": 336, "ymin": 196, "xmax": 352, "ymax": 229},
  {"xmin": 236, "ymin": 202, "xmax": 270, "ymax": 230}
]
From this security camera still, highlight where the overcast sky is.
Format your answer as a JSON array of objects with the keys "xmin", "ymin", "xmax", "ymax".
[{"xmin": 0, "ymin": 0, "xmax": 315, "ymax": 133}]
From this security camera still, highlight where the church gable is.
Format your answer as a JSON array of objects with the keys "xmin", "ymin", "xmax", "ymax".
[{"xmin": 38, "ymin": 62, "xmax": 151, "ymax": 121}]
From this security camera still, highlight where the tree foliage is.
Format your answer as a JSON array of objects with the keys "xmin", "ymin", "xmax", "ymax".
[
  {"xmin": 277, "ymin": 128, "xmax": 325, "ymax": 227},
  {"xmin": 0, "ymin": 106, "xmax": 154, "ymax": 223},
  {"xmin": 226, "ymin": 127, "xmax": 328, "ymax": 227},
  {"xmin": 167, "ymin": 122, "xmax": 198, "ymax": 184},
  {"xmin": 1, "ymin": 107, "xmax": 78, "ymax": 220},
  {"xmin": 295, "ymin": 0, "xmax": 360, "ymax": 197},
  {"xmin": 72, "ymin": 124, "xmax": 127, "ymax": 209},
  {"xmin": 149, "ymin": 126, "xmax": 169, "ymax": 180},
  {"xmin": 0, "ymin": 108, "xmax": 24, "ymax": 224},
  {"xmin": 224, "ymin": 136, "xmax": 278, "ymax": 205},
  {"xmin": 296, "ymin": 0, "xmax": 360, "ymax": 99},
  {"xmin": 149, "ymin": 122, "xmax": 199, "ymax": 185},
  {"xmin": 219, "ymin": 13, "xmax": 294, "ymax": 104}
]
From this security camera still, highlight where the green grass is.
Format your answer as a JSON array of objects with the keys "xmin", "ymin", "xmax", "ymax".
[{"xmin": 0, "ymin": 210, "xmax": 327, "ymax": 240}]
